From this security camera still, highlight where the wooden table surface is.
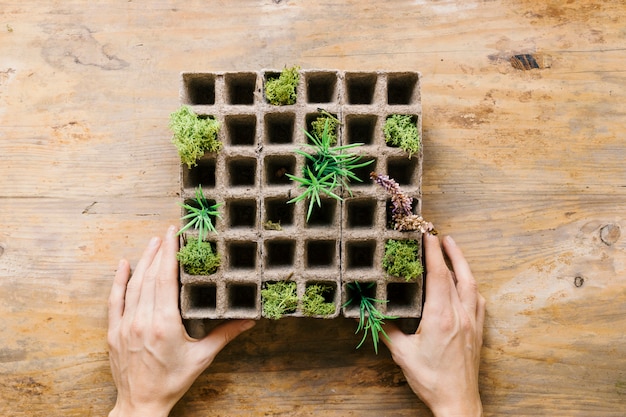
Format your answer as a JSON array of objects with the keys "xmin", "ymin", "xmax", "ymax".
[{"xmin": 1, "ymin": 1, "xmax": 625, "ymax": 415}]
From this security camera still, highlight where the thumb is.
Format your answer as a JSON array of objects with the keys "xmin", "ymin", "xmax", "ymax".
[{"xmin": 194, "ymin": 319, "xmax": 256, "ymax": 365}]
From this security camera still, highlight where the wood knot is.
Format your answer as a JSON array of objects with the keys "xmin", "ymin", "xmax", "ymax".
[
  {"xmin": 510, "ymin": 53, "xmax": 551, "ymax": 70},
  {"xmin": 0, "ymin": 243, "xmax": 4, "ymax": 257},
  {"xmin": 600, "ymin": 224, "xmax": 620, "ymax": 246},
  {"xmin": 574, "ymin": 276, "xmax": 584, "ymax": 288}
]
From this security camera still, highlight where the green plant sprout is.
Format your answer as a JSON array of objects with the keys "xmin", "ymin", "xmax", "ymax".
[
  {"xmin": 176, "ymin": 237, "xmax": 220, "ymax": 275},
  {"xmin": 343, "ymin": 282, "xmax": 397, "ymax": 354},
  {"xmin": 177, "ymin": 186, "xmax": 222, "ymax": 242},
  {"xmin": 287, "ymin": 119, "xmax": 374, "ymax": 220},
  {"xmin": 169, "ymin": 105, "xmax": 222, "ymax": 168},
  {"xmin": 382, "ymin": 239, "xmax": 423, "ymax": 282},
  {"xmin": 302, "ymin": 284, "xmax": 336, "ymax": 317},
  {"xmin": 263, "ymin": 220, "xmax": 282, "ymax": 231},
  {"xmin": 261, "ymin": 281, "xmax": 298, "ymax": 320},
  {"xmin": 311, "ymin": 109, "xmax": 339, "ymax": 145},
  {"xmin": 383, "ymin": 114, "xmax": 420, "ymax": 159},
  {"xmin": 265, "ymin": 65, "xmax": 300, "ymax": 105}
]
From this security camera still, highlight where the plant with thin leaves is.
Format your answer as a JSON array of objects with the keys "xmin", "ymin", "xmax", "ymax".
[
  {"xmin": 177, "ymin": 186, "xmax": 222, "ymax": 242},
  {"xmin": 343, "ymin": 282, "xmax": 397, "ymax": 354},
  {"xmin": 287, "ymin": 119, "xmax": 373, "ymax": 220}
]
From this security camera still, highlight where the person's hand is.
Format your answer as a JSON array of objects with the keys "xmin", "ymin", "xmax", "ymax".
[
  {"xmin": 107, "ymin": 225, "xmax": 255, "ymax": 417},
  {"xmin": 383, "ymin": 233, "xmax": 485, "ymax": 417}
]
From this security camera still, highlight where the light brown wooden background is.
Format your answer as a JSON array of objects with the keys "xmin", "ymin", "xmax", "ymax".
[{"xmin": 1, "ymin": 1, "xmax": 625, "ymax": 415}]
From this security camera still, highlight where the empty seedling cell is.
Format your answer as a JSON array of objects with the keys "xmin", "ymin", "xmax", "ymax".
[
  {"xmin": 264, "ymin": 197, "xmax": 294, "ymax": 226},
  {"xmin": 187, "ymin": 284, "xmax": 217, "ymax": 311},
  {"xmin": 182, "ymin": 158, "xmax": 216, "ymax": 188},
  {"xmin": 264, "ymin": 154, "xmax": 295, "ymax": 185},
  {"xmin": 346, "ymin": 199, "xmax": 377, "ymax": 228},
  {"xmin": 346, "ymin": 241, "xmax": 376, "ymax": 268},
  {"xmin": 265, "ymin": 112, "xmax": 295, "ymax": 144},
  {"xmin": 305, "ymin": 198, "xmax": 337, "ymax": 227},
  {"xmin": 227, "ymin": 158, "xmax": 256, "ymax": 186},
  {"xmin": 227, "ymin": 241, "xmax": 257, "ymax": 269},
  {"xmin": 227, "ymin": 283, "xmax": 258, "ymax": 310},
  {"xmin": 305, "ymin": 71, "xmax": 337, "ymax": 103},
  {"xmin": 386, "ymin": 282, "xmax": 420, "ymax": 312},
  {"xmin": 350, "ymin": 155, "xmax": 377, "ymax": 185},
  {"xmin": 306, "ymin": 240, "xmax": 336, "ymax": 267},
  {"xmin": 227, "ymin": 199, "xmax": 256, "ymax": 228},
  {"xmin": 225, "ymin": 72, "xmax": 257, "ymax": 105},
  {"xmin": 345, "ymin": 72, "xmax": 377, "ymax": 104},
  {"xmin": 265, "ymin": 240, "xmax": 296, "ymax": 267},
  {"xmin": 346, "ymin": 114, "xmax": 377, "ymax": 145},
  {"xmin": 182, "ymin": 73, "xmax": 216, "ymax": 105},
  {"xmin": 387, "ymin": 72, "xmax": 419, "ymax": 105},
  {"xmin": 226, "ymin": 114, "xmax": 256, "ymax": 146},
  {"xmin": 387, "ymin": 157, "xmax": 417, "ymax": 185}
]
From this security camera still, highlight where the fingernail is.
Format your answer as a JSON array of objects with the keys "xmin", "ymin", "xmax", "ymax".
[
  {"xmin": 167, "ymin": 225, "xmax": 176, "ymax": 236},
  {"xmin": 242, "ymin": 320, "xmax": 256, "ymax": 331},
  {"xmin": 445, "ymin": 235, "xmax": 456, "ymax": 246},
  {"xmin": 149, "ymin": 236, "xmax": 160, "ymax": 247},
  {"xmin": 117, "ymin": 259, "xmax": 126, "ymax": 269}
]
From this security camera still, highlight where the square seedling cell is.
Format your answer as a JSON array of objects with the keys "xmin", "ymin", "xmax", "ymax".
[
  {"xmin": 346, "ymin": 114, "xmax": 377, "ymax": 145},
  {"xmin": 183, "ymin": 196, "xmax": 219, "ymax": 227},
  {"xmin": 346, "ymin": 240, "xmax": 376, "ymax": 269},
  {"xmin": 225, "ymin": 72, "xmax": 257, "ymax": 105},
  {"xmin": 350, "ymin": 155, "xmax": 377, "ymax": 185},
  {"xmin": 265, "ymin": 112, "xmax": 295, "ymax": 144},
  {"xmin": 227, "ymin": 241, "xmax": 257, "ymax": 269},
  {"xmin": 385, "ymin": 197, "xmax": 419, "ymax": 229},
  {"xmin": 305, "ymin": 198, "xmax": 337, "ymax": 227},
  {"xmin": 264, "ymin": 154, "xmax": 295, "ymax": 185},
  {"xmin": 343, "ymin": 281, "xmax": 377, "ymax": 315},
  {"xmin": 182, "ymin": 158, "xmax": 216, "ymax": 188},
  {"xmin": 387, "ymin": 72, "xmax": 419, "ymax": 105},
  {"xmin": 305, "ymin": 112, "xmax": 339, "ymax": 144},
  {"xmin": 265, "ymin": 239, "xmax": 296, "ymax": 268},
  {"xmin": 387, "ymin": 156, "xmax": 418, "ymax": 185},
  {"xmin": 384, "ymin": 114, "xmax": 419, "ymax": 149},
  {"xmin": 182, "ymin": 73, "xmax": 216, "ymax": 105},
  {"xmin": 264, "ymin": 197, "xmax": 294, "ymax": 226},
  {"xmin": 306, "ymin": 240, "xmax": 336, "ymax": 267},
  {"xmin": 226, "ymin": 114, "xmax": 256, "ymax": 146},
  {"xmin": 227, "ymin": 157, "xmax": 256, "ymax": 186},
  {"xmin": 186, "ymin": 284, "xmax": 217, "ymax": 312},
  {"xmin": 386, "ymin": 282, "xmax": 421, "ymax": 313},
  {"xmin": 305, "ymin": 71, "xmax": 337, "ymax": 103},
  {"xmin": 227, "ymin": 199, "xmax": 257, "ymax": 228},
  {"xmin": 345, "ymin": 72, "xmax": 377, "ymax": 104},
  {"xmin": 227, "ymin": 283, "xmax": 258, "ymax": 311},
  {"xmin": 346, "ymin": 199, "xmax": 377, "ymax": 228}
]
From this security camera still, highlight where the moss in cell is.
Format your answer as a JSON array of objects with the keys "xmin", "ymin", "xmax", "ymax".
[
  {"xmin": 265, "ymin": 66, "xmax": 300, "ymax": 106},
  {"xmin": 177, "ymin": 237, "xmax": 220, "ymax": 275},
  {"xmin": 169, "ymin": 105, "xmax": 221, "ymax": 168},
  {"xmin": 382, "ymin": 239, "xmax": 423, "ymax": 282},
  {"xmin": 383, "ymin": 114, "xmax": 420, "ymax": 158},
  {"xmin": 261, "ymin": 281, "xmax": 298, "ymax": 320},
  {"xmin": 302, "ymin": 284, "xmax": 336, "ymax": 317}
]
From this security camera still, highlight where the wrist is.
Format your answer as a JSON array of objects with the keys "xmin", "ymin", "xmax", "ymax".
[
  {"xmin": 431, "ymin": 402, "xmax": 482, "ymax": 417},
  {"xmin": 109, "ymin": 401, "xmax": 172, "ymax": 417}
]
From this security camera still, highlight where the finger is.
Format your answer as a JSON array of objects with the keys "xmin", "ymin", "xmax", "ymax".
[
  {"xmin": 381, "ymin": 322, "xmax": 407, "ymax": 349},
  {"xmin": 442, "ymin": 236, "xmax": 477, "ymax": 313},
  {"xmin": 155, "ymin": 225, "xmax": 181, "ymax": 314},
  {"xmin": 193, "ymin": 320, "xmax": 256, "ymax": 366},
  {"xmin": 475, "ymin": 293, "xmax": 486, "ymax": 343},
  {"xmin": 108, "ymin": 259, "xmax": 131, "ymax": 330},
  {"xmin": 423, "ymin": 232, "xmax": 455, "ymax": 306},
  {"xmin": 123, "ymin": 236, "xmax": 162, "ymax": 318}
]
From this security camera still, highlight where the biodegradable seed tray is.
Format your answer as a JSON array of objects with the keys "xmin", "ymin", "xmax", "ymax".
[{"xmin": 177, "ymin": 69, "xmax": 423, "ymax": 320}]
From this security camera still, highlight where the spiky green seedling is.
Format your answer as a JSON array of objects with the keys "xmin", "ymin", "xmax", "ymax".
[
  {"xmin": 383, "ymin": 114, "xmax": 420, "ymax": 158},
  {"xmin": 265, "ymin": 66, "xmax": 300, "ymax": 105},
  {"xmin": 177, "ymin": 186, "xmax": 222, "ymax": 242},
  {"xmin": 383, "ymin": 239, "xmax": 423, "ymax": 282},
  {"xmin": 169, "ymin": 105, "xmax": 221, "ymax": 168},
  {"xmin": 261, "ymin": 281, "xmax": 298, "ymax": 320},
  {"xmin": 176, "ymin": 237, "xmax": 220, "ymax": 275}
]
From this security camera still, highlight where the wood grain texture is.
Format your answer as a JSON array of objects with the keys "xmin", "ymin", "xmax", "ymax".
[{"xmin": 1, "ymin": 1, "xmax": 625, "ymax": 415}]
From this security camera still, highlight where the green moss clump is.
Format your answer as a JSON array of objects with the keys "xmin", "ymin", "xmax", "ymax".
[
  {"xmin": 265, "ymin": 66, "xmax": 300, "ymax": 105},
  {"xmin": 383, "ymin": 114, "xmax": 420, "ymax": 158},
  {"xmin": 302, "ymin": 284, "xmax": 336, "ymax": 317},
  {"xmin": 169, "ymin": 105, "xmax": 222, "ymax": 168},
  {"xmin": 382, "ymin": 239, "xmax": 423, "ymax": 282},
  {"xmin": 311, "ymin": 114, "xmax": 338, "ymax": 146},
  {"xmin": 176, "ymin": 237, "xmax": 220, "ymax": 275},
  {"xmin": 261, "ymin": 281, "xmax": 298, "ymax": 320}
]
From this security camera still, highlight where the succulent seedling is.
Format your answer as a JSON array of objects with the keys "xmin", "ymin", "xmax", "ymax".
[{"xmin": 177, "ymin": 186, "xmax": 222, "ymax": 242}]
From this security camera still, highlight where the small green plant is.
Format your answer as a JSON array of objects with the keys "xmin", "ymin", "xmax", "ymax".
[
  {"xmin": 310, "ymin": 110, "xmax": 339, "ymax": 146},
  {"xmin": 176, "ymin": 237, "xmax": 220, "ymax": 275},
  {"xmin": 302, "ymin": 284, "xmax": 336, "ymax": 317},
  {"xmin": 383, "ymin": 114, "xmax": 420, "ymax": 159},
  {"xmin": 287, "ymin": 120, "xmax": 373, "ymax": 220},
  {"xmin": 261, "ymin": 281, "xmax": 298, "ymax": 320},
  {"xmin": 265, "ymin": 65, "xmax": 300, "ymax": 105},
  {"xmin": 263, "ymin": 220, "xmax": 282, "ymax": 231},
  {"xmin": 383, "ymin": 239, "xmax": 423, "ymax": 282},
  {"xmin": 343, "ymin": 282, "xmax": 397, "ymax": 354},
  {"xmin": 177, "ymin": 186, "xmax": 222, "ymax": 242},
  {"xmin": 169, "ymin": 105, "xmax": 222, "ymax": 168}
]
